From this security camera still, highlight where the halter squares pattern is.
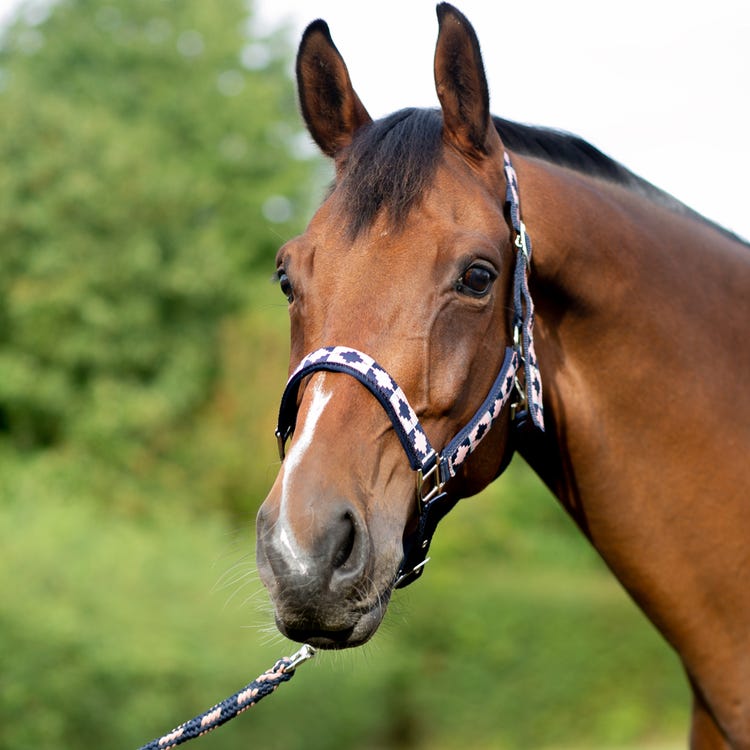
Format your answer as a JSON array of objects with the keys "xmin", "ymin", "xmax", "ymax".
[
  {"xmin": 277, "ymin": 346, "xmax": 437, "ymax": 474},
  {"xmin": 276, "ymin": 344, "xmax": 521, "ymax": 487}
]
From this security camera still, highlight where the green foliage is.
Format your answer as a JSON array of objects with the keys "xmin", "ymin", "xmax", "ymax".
[
  {"xmin": 1, "ymin": 483, "xmax": 263, "ymax": 749},
  {"xmin": 1, "ymin": 461, "xmax": 689, "ymax": 750},
  {"xmin": 0, "ymin": 0, "xmax": 312, "ymax": 458},
  {"xmin": 0, "ymin": 2, "xmax": 689, "ymax": 749}
]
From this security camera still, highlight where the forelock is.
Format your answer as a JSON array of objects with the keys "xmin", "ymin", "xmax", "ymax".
[{"xmin": 337, "ymin": 108, "xmax": 443, "ymax": 239}]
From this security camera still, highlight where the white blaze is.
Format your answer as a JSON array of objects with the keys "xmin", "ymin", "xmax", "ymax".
[{"xmin": 278, "ymin": 376, "xmax": 332, "ymax": 575}]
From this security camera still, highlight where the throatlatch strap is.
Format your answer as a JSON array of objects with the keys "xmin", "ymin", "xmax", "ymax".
[{"xmin": 504, "ymin": 153, "xmax": 544, "ymax": 430}]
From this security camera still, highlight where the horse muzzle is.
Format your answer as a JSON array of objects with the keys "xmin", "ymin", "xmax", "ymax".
[{"xmin": 255, "ymin": 496, "xmax": 395, "ymax": 649}]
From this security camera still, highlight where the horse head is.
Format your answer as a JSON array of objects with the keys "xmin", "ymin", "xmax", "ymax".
[
  {"xmin": 250, "ymin": 6, "xmax": 750, "ymax": 747},
  {"xmin": 256, "ymin": 4, "xmax": 532, "ymax": 648}
]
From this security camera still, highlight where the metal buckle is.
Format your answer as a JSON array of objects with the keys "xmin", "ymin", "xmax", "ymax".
[
  {"xmin": 510, "ymin": 373, "xmax": 527, "ymax": 421},
  {"xmin": 416, "ymin": 454, "xmax": 442, "ymax": 512},
  {"xmin": 394, "ymin": 557, "xmax": 431, "ymax": 589},
  {"xmin": 275, "ymin": 427, "xmax": 290, "ymax": 461},
  {"xmin": 515, "ymin": 221, "xmax": 530, "ymax": 261}
]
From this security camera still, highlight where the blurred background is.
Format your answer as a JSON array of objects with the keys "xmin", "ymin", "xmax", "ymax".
[{"xmin": 2, "ymin": 1, "xmax": 746, "ymax": 748}]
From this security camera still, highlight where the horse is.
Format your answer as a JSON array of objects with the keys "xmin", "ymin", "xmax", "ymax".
[{"xmin": 255, "ymin": 4, "xmax": 750, "ymax": 747}]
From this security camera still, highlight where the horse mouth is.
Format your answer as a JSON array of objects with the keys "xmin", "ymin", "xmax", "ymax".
[{"xmin": 275, "ymin": 590, "xmax": 392, "ymax": 650}]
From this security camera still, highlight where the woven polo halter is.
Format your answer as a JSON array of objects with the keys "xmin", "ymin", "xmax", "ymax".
[{"xmin": 275, "ymin": 152, "xmax": 544, "ymax": 588}]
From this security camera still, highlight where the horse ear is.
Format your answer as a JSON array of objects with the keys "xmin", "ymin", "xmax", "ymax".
[
  {"xmin": 296, "ymin": 20, "xmax": 372, "ymax": 158},
  {"xmin": 434, "ymin": 3, "xmax": 499, "ymax": 158}
]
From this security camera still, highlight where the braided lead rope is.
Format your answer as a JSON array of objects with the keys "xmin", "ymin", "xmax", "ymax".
[{"xmin": 136, "ymin": 645, "xmax": 315, "ymax": 750}]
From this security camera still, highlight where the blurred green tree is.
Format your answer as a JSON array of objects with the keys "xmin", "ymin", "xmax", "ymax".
[{"xmin": 0, "ymin": 0, "xmax": 312, "ymax": 463}]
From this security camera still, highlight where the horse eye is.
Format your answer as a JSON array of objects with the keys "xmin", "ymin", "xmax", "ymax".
[
  {"xmin": 456, "ymin": 265, "xmax": 495, "ymax": 297},
  {"xmin": 277, "ymin": 270, "xmax": 294, "ymax": 303}
]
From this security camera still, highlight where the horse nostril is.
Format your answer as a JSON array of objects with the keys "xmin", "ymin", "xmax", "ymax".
[
  {"xmin": 326, "ymin": 507, "xmax": 369, "ymax": 592},
  {"xmin": 331, "ymin": 511, "xmax": 357, "ymax": 569}
]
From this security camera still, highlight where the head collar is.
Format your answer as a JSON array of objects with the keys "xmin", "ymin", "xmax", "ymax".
[{"xmin": 274, "ymin": 152, "xmax": 544, "ymax": 588}]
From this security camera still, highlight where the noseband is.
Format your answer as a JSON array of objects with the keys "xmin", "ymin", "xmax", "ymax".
[{"xmin": 274, "ymin": 153, "xmax": 544, "ymax": 588}]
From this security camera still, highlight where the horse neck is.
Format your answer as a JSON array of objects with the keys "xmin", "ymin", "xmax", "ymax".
[
  {"xmin": 511, "ymin": 153, "xmax": 750, "ymax": 693},
  {"xmin": 514, "ymin": 152, "xmax": 750, "ymax": 503}
]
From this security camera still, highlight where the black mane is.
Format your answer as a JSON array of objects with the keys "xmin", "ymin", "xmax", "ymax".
[
  {"xmin": 338, "ymin": 107, "xmax": 743, "ymax": 244},
  {"xmin": 339, "ymin": 109, "xmax": 443, "ymax": 239},
  {"xmin": 493, "ymin": 116, "xmax": 638, "ymax": 186}
]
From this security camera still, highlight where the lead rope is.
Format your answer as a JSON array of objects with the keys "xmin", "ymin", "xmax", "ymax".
[{"xmin": 135, "ymin": 644, "xmax": 315, "ymax": 750}]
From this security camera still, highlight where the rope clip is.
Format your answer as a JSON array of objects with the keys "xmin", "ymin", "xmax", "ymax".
[{"xmin": 283, "ymin": 643, "xmax": 316, "ymax": 673}]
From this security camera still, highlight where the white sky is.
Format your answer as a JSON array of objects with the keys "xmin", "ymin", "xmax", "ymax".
[
  {"xmin": 2, "ymin": 0, "xmax": 748, "ymax": 239},
  {"xmin": 253, "ymin": 0, "xmax": 750, "ymax": 241}
]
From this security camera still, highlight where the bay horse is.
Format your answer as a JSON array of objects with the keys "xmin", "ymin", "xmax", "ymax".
[{"xmin": 255, "ymin": 4, "xmax": 750, "ymax": 747}]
